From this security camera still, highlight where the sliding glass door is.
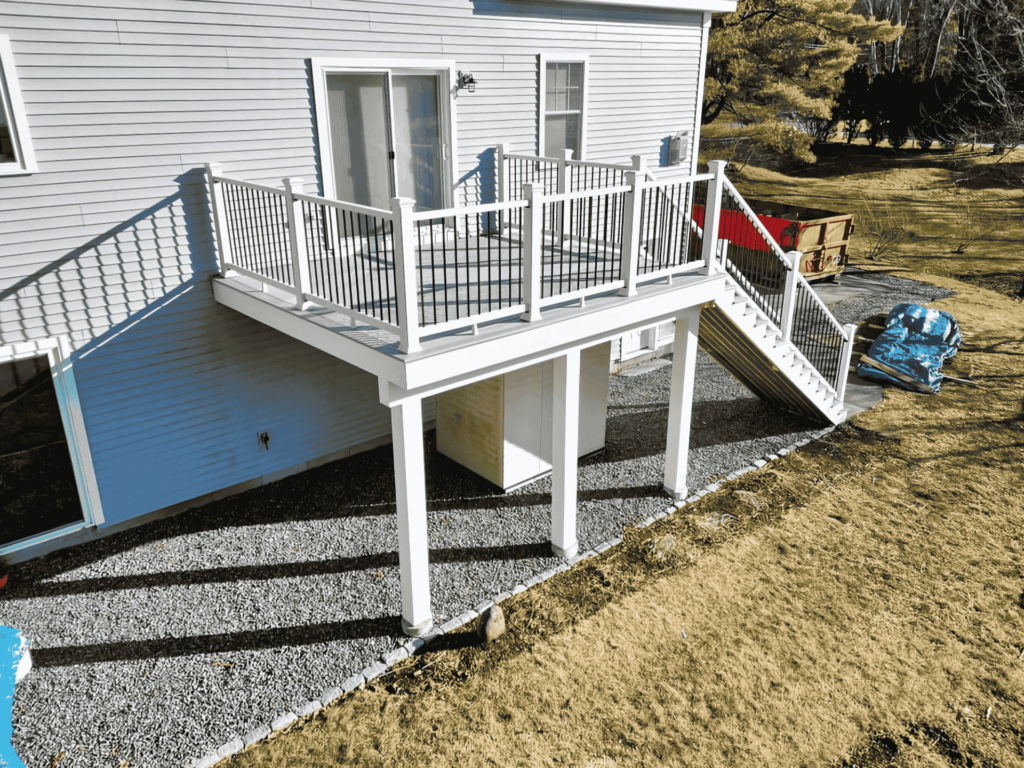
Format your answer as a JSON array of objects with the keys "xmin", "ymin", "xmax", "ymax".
[{"xmin": 324, "ymin": 70, "xmax": 448, "ymax": 212}]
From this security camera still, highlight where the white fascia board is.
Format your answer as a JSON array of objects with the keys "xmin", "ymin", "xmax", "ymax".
[
  {"xmin": 539, "ymin": 0, "xmax": 738, "ymax": 12},
  {"xmin": 212, "ymin": 278, "xmax": 406, "ymax": 383},
  {"xmin": 395, "ymin": 275, "xmax": 727, "ymax": 398}
]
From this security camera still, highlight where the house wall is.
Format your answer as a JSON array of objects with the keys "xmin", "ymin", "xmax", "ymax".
[{"xmin": 0, "ymin": 0, "xmax": 705, "ymax": 530}]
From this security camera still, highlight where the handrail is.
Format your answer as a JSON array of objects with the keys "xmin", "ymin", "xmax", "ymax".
[
  {"xmin": 566, "ymin": 158, "xmax": 633, "ymax": 171},
  {"xmin": 645, "ymin": 171, "xmax": 715, "ymax": 188},
  {"xmin": 409, "ymin": 198, "xmax": 527, "ymax": 222},
  {"xmin": 211, "ymin": 175, "xmax": 287, "ymax": 197},
  {"xmin": 503, "ymin": 151, "xmax": 557, "ymax": 164},
  {"xmin": 291, "ymin": 191, "xmax": 393, "ymax": 220},
  {"xmin": 720, "ymin": 176, "xmax": 792, "ymax": 267},
  {"xmin": 792, "ymin": 269, "xmax": 847, "ymax": 337},
  {"xmin": 543, "ymin": 183, "xmax": 632, "ymax": 204}
]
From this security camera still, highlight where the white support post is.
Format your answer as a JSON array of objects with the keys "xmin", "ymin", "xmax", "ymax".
[
  {"xmin": 283, "ymin": 177, "xmax": 312, "ymax": 309},
  {"xmin": 204, "ymin": 162, "xmax": 233, "ymax": 277},
  {"xmin": 780, "ymin": 250, "xmax": 801, "ymax": 341},
  {"xmin": 664, "ymin": 308, "xmax": 701, "ymax": 500},
  {"xmin": 836, "ymin": 323, "xmax": 858, "ymax": 403},
  {"xmin": 551, "ymin": 349, "xmax": 581, "ymax": 559},
  {"xmin": 701, "ymin": 160, "xmax": 728, "ymax": 275},
  {"xmin": 390, "ymin": 197, "xmax": 421, "ymax": 354},
  {"xmin": 390, "ymin": 395, "xmax": 433, "ymax": 637},
  {"xmin": 520, "ymin": 182, "xmax": 544, "ymax": 322},
  {"xmin": 618, "ymin": 166, "xmax": 646, "ymax": 297}
]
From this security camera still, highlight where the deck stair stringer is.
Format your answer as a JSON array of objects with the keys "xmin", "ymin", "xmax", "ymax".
[{"xmin": 701, "ymin": 275, "xmax": 848, "ymax": 425}]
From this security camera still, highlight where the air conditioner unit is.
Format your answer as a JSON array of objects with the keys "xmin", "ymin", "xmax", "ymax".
[{"xmin": 668, "ymin": 130, "xmax": 690, "ymax": 166}]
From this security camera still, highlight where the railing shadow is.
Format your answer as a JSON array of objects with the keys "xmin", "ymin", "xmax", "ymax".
[
  {"xmin": 31, "ymin": 615, "xmax": 403, "ymax": 668},
  {"xmin": 0, "ymin": 168, "xmax": 214, "ymax": 345}
]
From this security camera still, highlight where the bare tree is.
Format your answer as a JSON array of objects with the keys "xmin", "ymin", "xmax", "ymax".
[{"xmin": 950, "ymin": 0, "xmax": 1024, "ymax": 151}]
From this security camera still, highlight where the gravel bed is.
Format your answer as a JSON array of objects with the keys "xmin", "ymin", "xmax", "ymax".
[{"xmin": 1, "ymin": 272, "xmax": 955, "ymax": 768}]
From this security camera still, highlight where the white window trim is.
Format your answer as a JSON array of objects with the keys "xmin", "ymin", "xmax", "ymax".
[
  {"xmin": 309, "ymin": 57, "xmax": 459, "ymax": 209},
  {"xmin": 0, "ymin": 34, "xmax": 38, "ymax": 176},
  {"xmin": 538, "ymin": 52, "xmax": 590, "ymax": 160},
  {"xmin": 0, "ymin": 336, "xmax": 104, "ymax": 557}
]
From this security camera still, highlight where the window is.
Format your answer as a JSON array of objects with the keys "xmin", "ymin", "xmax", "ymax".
[
  {"xmin": 0, "ymin": 336, "xmax": 104, "ymax": 556},
  {"xmin": 0, "ymin": 34, "xmax": 37, "ymax": 175},
  {"xmin": 539, "ymin": 54, "xmax": 588, "ymax": 159}
]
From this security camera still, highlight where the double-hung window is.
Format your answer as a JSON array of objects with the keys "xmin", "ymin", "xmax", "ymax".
[
  {"xmin": 0, "ymin": 34, "xmax": 37, "ymax": 175},
  {"xmin": 539, "ymin": 54, "xmax": 588, "ymax": 159}
]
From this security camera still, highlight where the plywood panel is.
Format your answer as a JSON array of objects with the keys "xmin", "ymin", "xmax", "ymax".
[{"xmin": 436, "ymin": 375, "xmax": 503, "ymax": 487}]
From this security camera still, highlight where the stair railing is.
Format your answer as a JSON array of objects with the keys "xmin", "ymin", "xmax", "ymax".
[{"xmin": 704, "ymin": 162, "xmax": 857, "ymax": 399}]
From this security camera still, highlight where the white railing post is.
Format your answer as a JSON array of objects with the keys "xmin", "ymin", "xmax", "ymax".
[
  {"xmin": 521, "ymin": 182, "xmax": 544, "ymax": 322},
  {"xmin": 391, "ymin": 197, "xmax": 421, "ymax": 354},
  {"xmin": 836, "ymin": 323, "xmax": 857, "ymax": 402},
  {"xmin": 496, "ymin": 143, "xmax": 509, "ymax": 234},
  {"xmin": 556, "ymin": 148, "xmax": 573, "ymax": 194},
  {"xmin": 204, "ymin": 162, "xmax": 233, "ymax": 277},
  {"xmin": 496, "ymin": 143, "xmax": 507, "ymax": 202},
  {"xmin": 618, "ymin": 167, "xmax": 646, "ymax": 297},
  {"xmin": 780, "ymin": 250, "xmax": 801, "ymax": 341},
  {"xmin": 701, "ymin": 160, "xmax": 728, "ymax": 275},
  {"xmin": 554, "ymin": 148, "xmax": 573, "ymax": 242},
  {"xmin": 282, "ymin": 177, "xmax": 312, "ymax": 308}
]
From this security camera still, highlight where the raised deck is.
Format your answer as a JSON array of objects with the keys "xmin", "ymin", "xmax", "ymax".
[{"xmin": 204, "ymin": 153, "xmax": 857, "ymax": 637}]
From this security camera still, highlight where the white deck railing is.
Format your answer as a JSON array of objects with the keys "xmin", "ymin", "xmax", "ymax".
[{"xmin": 204, "ymin": 154, "xmax": 853, "ymax": 392}]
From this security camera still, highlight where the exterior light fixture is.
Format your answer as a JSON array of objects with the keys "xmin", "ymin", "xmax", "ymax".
[{"xmin": 458, "ymin": 71, "xmax": 477, "ymax": 92}]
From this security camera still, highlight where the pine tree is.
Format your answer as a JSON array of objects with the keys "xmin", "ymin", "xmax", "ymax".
[{"xmin": 704, "ymin": 0, "xmax": 903, "ymax": 161}]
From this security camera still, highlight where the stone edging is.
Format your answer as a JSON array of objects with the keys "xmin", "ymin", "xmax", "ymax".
[{"xmin": 190, "ymin": 425, "xmax": 837, "ymax": 768}]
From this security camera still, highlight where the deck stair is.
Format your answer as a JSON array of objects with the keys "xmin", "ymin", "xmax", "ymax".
[
  {"xmin": 699, "ymin": 277, "xmax": 849, "ymax": 423},
  {"xmin": 497, "ymin": 147, "xmax": 859, "ymax": 425},
  {"xmin": 641, "ymin": 160, "xmax": 856, "ymax": 425}
]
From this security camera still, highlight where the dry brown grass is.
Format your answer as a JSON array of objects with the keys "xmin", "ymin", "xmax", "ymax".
[
  {"xmin": 727, "ymin": 144, "xmax": 1024, "ymax": 286},
  {"xmin": 223, "ymin": 152, "xmax": 1024, "ymax": 768}
]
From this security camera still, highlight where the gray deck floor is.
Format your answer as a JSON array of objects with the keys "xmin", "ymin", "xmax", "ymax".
[{"xmin": 302, "ymin": 232, "xmax": 698, "ymax": 329}]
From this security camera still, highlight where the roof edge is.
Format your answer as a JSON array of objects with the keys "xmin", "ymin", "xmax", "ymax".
[{"xmin": 540, "ymin": 0, "xmax": 737, "ymax": 13}]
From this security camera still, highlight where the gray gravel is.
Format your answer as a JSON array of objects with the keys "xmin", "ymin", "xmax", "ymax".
[{"xmin": 0, "ymin": 270, "xmax": 955, "ymax": 768}]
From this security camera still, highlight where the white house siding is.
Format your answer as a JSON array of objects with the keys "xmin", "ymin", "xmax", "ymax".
[{"xmin": 0, "ymin": 0, "xmax": 704, "ymax": 529}]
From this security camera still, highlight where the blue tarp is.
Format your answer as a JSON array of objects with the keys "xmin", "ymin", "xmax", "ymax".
[
  {"xmin": 857, "ymin": 303, "xmax": 963, "ymax": 394},
  {"xmin": 1, "ymin": 626, "xmax": 29, "ymax": 768}
]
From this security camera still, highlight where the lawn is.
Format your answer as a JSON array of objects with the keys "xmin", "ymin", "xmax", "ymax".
[{"xmin": 222, "ymin": 144, "xmax": 1024, "ymax": 768}]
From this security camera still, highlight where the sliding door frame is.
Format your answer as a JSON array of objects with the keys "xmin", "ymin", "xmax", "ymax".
[{"xmin": 310, "ymin": 57, "xmax": 459, "ymax": 210}]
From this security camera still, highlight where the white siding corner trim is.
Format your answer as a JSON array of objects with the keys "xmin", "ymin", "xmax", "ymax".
[
  {"xmin": 0, "ymin": 336, "xmax": 105, "ymax": 555},
  {"xmin": 691, "ymin": 12, "xmax": 713, "ymax": 175},
  {"xmin": 0, "ymin": 33, "xmax": 38, "ymax": 175}
]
